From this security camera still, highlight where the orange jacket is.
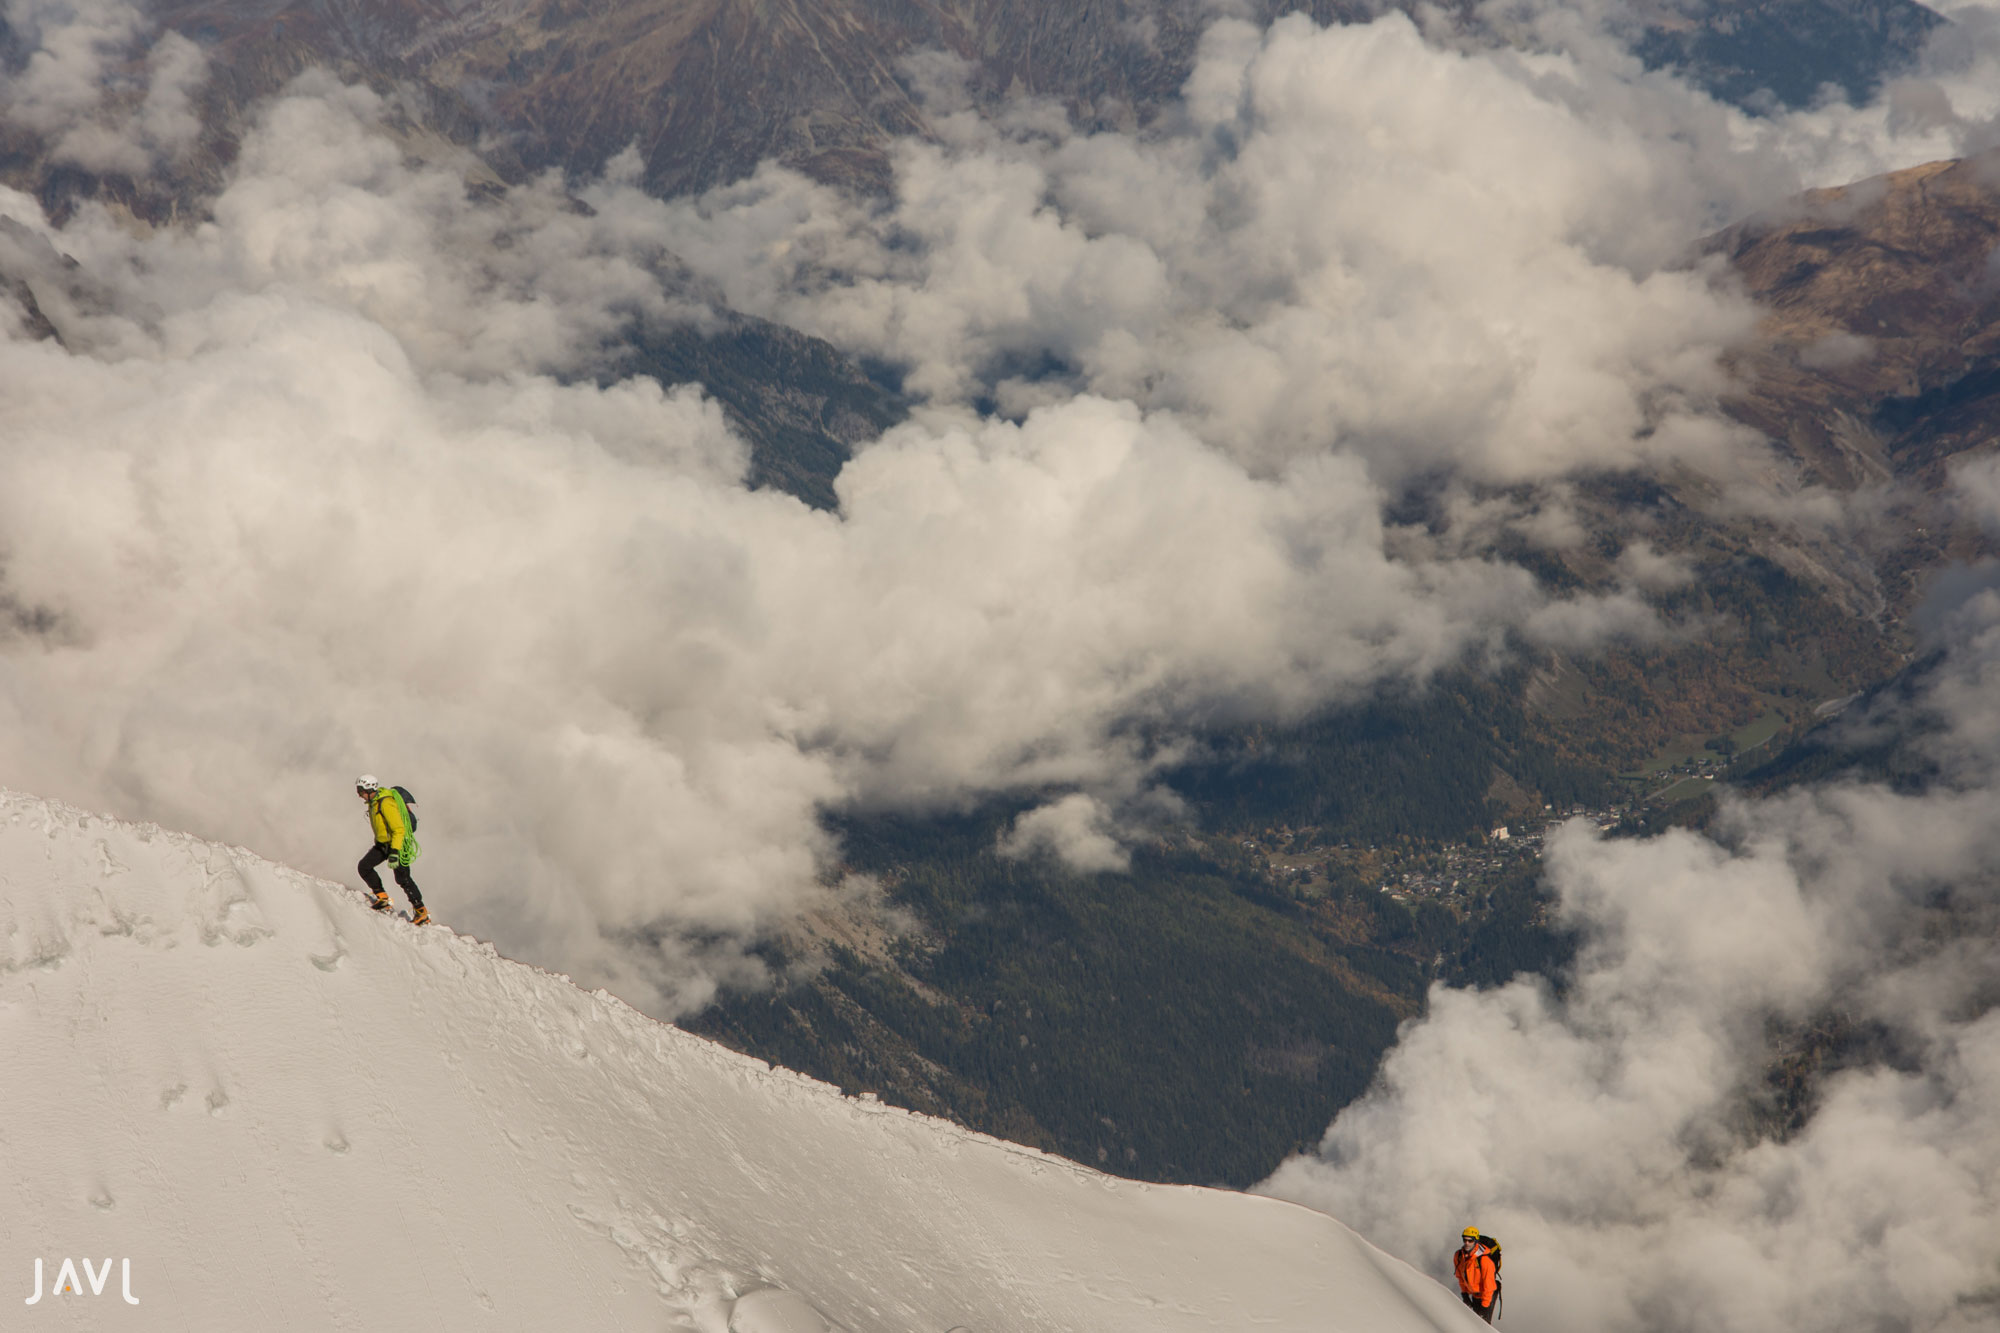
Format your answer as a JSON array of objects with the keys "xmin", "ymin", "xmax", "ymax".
[{"xmin": 1454, "ymin": 1243, "xmax": 1497, "ymax": 1305}]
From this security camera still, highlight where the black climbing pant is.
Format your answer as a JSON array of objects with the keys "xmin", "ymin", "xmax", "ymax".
[{"xmin": 358, "ymin": 844, "xmax": 424, "ymax": 909}]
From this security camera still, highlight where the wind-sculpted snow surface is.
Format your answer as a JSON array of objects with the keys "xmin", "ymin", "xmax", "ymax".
[{"xmin": 0, "ymin": 790, "xmax": 1473, "ymax": 1331}]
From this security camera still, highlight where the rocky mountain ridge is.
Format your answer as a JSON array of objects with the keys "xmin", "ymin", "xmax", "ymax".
[
  {"xmin": 1719, "ymin": 150, "xmax": 2000, "ymax": 494},
  {"xmin": 1, "ymin": 0, "xmax": 1947, "ymax": 219}
]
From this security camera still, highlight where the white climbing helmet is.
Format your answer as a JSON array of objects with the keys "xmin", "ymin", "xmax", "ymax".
[{"xmin": 355, "ymin": 775, "xmax": 383, "ymax": 793}]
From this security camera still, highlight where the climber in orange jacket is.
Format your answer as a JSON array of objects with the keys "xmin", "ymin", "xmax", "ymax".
[{"xmin": 1454, "ymin": 1226, "xmax": 1498, "ymax": 1323}]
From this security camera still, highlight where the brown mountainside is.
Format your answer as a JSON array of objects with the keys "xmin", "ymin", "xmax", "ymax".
[
  {"xmin": 9, "ymin": 0, "xmax": 1933, "ymax": 215},
  {"xmin": 1704, "ymin": 151, "xmax": 2000, "ymax": 626},
  {"xmin": 1718, "ymin": 152, "xmax": 2000, "ymax": 493},
  {"xmin": 137, "ymin": 0, "xmax": 1368, "ymax": 200}
]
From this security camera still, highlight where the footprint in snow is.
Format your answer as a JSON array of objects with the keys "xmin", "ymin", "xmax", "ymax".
[{"xmin": 727, "ymin": 1287, "xmax": 834, "ymax": 1333}]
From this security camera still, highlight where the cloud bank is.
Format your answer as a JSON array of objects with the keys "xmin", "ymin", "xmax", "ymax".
[
  {"xmin": 659, "ymin": 14, "xmax": 1776, "ymax": 491},
  {"xmin": 5, "ymin": 6, "xmax": 2000, "ymax": 1006},
  {"xmin": 0, "ymin": 68, "xmax": 1635, "ymax": 1006}
]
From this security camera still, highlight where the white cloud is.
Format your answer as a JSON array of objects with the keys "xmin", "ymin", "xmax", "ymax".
[
  {"xmin": 0, "ymin": 73, "xmax": 1689, "ymax": 1012},
  {"xmin": 997, "ymin": 793, "xmax": 1131, "ymax": 873},
  {"xmin": 644, "ymin": 1, "xmax": 2000, "ymax": 590},
  {"xmin": 1, "ymin": 0, "xmax": 209, "ymax": 173},
  {"xmin": 1954, "ymin": 453, "xmax": 2000, "ymax": 529},
  {"xmin": 1797, "ymin": 330, "xmax": 1875, "ymax": 370},
  {"xmin": 1614, "ymin": 539, "xmax": 1695, "ymax": 591},
  {"xmin": 658, "ymin": 14, "xmax": 1784, "ymax": 495}
]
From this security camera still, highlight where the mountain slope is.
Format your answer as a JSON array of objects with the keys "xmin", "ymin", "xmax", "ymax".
[
  {"xmin": 1633, "ymin": 0, "xmax": 1942, "ymax": 109},
  {"xmin": 1717, "ymin": 147, "xmax": 2000, "ymax": 497},
  {"xmin": 93, "ymin": 0, "xmax": 1944, "ymax": 206},
  {"xmin": 0, "ymin": 789, "xmax": 1473, "ymax": 1331}
]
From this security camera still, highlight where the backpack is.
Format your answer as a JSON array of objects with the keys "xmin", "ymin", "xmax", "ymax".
[
  {"xmin": 391, "ymin": 786, "xmax": 418, "ymax": 833},
  {"xmin": 1478, "ymin": 1234, "xmax": 1502, "ymax": 1275}
]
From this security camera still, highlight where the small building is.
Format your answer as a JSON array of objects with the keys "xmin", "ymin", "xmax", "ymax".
[{"xmin": 1490, "ymin": 826, "xmax": 1511, "ymax": 841}]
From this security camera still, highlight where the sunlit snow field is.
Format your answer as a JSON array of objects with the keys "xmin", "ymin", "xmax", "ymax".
[{"xmin": 0, "ymin": 790, "xmax": 1474, "ymax": 1331}]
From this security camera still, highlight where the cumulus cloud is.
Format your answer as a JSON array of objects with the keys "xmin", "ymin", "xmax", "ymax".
[
  {"xmin": 1955, "ymin": 452, "xmax": 2000, "ymax": 529},
  {"xmin": 1613, "ymin": 538, "xmax": 1695, "ymax": 591},
  {"xmin": 0, "ymin": 68, "xmax": 1676, "ymax": 1013},
  {"xmin": 997, "ymin": 793, "xmax": 1132, "ymax": 873},
  {"xmin": 1460, "ymin": 0, "xmax": 2000, "ymax": 182},
  {"xmin": 647, "ymin": 4, "xmax": 2000, "ymax": 550},
  {"xmin": 20, "ymin": 77, "xmax": 710, "ymax": 378},
  {"xmin": 658, "ymin": 13, "xmax": 1784, "ymax": 496},
  {"xmin": 1, "ymin": 0, "xmax": 209, "ymax": 173}
]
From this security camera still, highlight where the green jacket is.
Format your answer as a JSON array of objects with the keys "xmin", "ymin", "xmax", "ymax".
[{"xmin": 366, "ymin": 788, "xmax": 420, "ymax": 864}]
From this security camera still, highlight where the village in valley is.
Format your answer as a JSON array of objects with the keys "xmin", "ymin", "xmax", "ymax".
[
  {"xmin": 1222, "ymin": 809, "xmax": 1611, "ymax": 908},
  {"xmin": 1215, "ymin": 704, "xmax": 1813, "ymax": 909}
]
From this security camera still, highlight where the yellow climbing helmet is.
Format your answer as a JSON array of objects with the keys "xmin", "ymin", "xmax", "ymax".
[{"xmin": 1463, "ymin": 1225, "xmax": 1481, "ymax": 1239}]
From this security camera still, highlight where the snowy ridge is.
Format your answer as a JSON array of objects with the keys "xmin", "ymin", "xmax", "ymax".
[{"xmin": 0, "ymin": 790, "xmax": 1474, "ymax": 1331}]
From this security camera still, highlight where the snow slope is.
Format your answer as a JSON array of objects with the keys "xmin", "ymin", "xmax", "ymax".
[{"xmin": 0, "ymin": 791, "xmax": 1477, "ymax": 1331}]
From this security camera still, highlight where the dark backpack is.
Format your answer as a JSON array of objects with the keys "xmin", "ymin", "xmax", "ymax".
[
  {"xmin": 1478, "ymin": 1234, "xmax": 1502, "ymax": 1275},
  {"xmin": 392, "ymin": 786, "xmax": 418, "ymax": 833}
]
